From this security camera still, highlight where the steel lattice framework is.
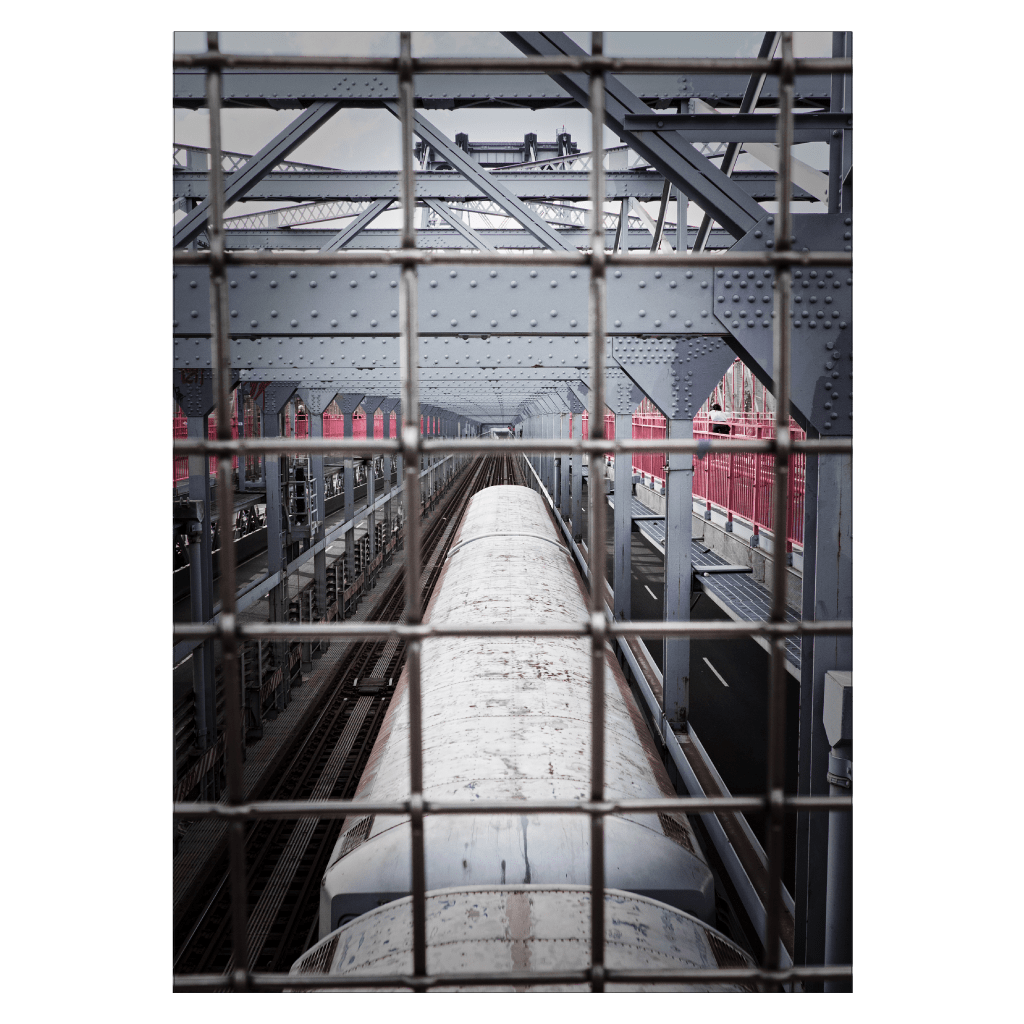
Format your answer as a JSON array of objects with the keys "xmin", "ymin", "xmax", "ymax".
[{"xmin": 172, "ymin": 30, "xmax": 853, "ymax": 994}]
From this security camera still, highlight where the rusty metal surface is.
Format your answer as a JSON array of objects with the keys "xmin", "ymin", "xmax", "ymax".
[
  {"xmin": 296, "ymin": 886, "xmax": 755, "ymax": 991},
  {"xmin": 320, "ymin": 486, "xmax": 713, "ymax": 937}
]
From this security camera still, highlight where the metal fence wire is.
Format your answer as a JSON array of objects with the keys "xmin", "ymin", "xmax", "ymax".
[{"xmin": 172, "ymin": 31, "xmax": 853, "ymax": 992}]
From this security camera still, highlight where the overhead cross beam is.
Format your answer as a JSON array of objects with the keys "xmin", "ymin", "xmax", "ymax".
[
  {"xmin": 381, "ymin": 101, "xmax": 577, "ymax": 252},
  {"xmin": 173, "ymin": 166, "xmax": 815, "ymax": 204},
  {"xmin": 503, "ymin": 31, "xmax": 765, "ymax": 240},
  {"xmin": 621, "ymin": 112, "xmax": 850, "ymax": 143},
  {"xmin": 173, "ymin": 70, "xmax": 833, "ymax": 110},
  {"xmin": 173, "ymin": 99, "xmax": 344, "ymax": 249},
  {"xmin": 218, "ymin": 225, "xmax": 737, "ymax": 251}
]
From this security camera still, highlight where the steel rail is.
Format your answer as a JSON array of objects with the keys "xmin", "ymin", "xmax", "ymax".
[
  {"xmin": 175, "ymin": 963, "xmax": 851, "ymax": 991},
  {"xmin": 203, "ymin": 33, "xmax": 251, "ymax": 986},
  {"xmin": 586, "ymin": 34, "xmax": 608, "ymax": 990},
  {"xmin": 173, "ymin": 53, "xmax": 852, "ymax": 75},
  {"xmin": 175, "ymin": 618, "xmax": 851, "ymax": 642},
  {"xmin": 175, "ymin": 794, "xmax": 852, "ymax": 821},
  {"xmin": 395, "ymin": 33, "xmax": 429, "ymax": 989},
  {"xmin": 761, "ymin": 32, "xmax": 796, "ymax": 988},
  {"xmin": 173, "ymin": 248, "xmax": 852, "ymax": 267}
]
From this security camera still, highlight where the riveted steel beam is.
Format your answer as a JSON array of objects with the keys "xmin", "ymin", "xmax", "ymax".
[
  {"xmin": 706, "ymin": 212, "xmax": 853, "ymax": 436},
  {"xmin": 218, "ymin": 226, "xmax": 738, "ymax": 251},
  {"xmin": 173, "ymin": 263, "xmax": 733, "ymax": 338},
  {"xmin": 622, "ymin": 112, "xmax": 852, "ymax": 143},
  {"xmin": 173, "ymin": 168, "xmax": 812, "ymax": 203},
  {"xmin": 503, "ymin": 32, "xmax": 765, "ymax": 239},
  {"xmin": 173, "ymin": 69, "xmax": 832, "ymax": 109}
]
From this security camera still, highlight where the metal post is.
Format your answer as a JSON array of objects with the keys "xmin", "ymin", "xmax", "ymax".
[
  {"xmin": 559, "ymin": 408, "xmax": 570, "ymax": 520},
  {"xmin": 397, "ymin": 32, "xmax": 428, "ymax": 989},
  {"xmin": 392, "ymin": 403, "xmax": 403, "ymax": 530},
  {"xmin": 382, "ymin": 401, "xmax": 396, "ymax": 538},
  {"xmin": 262, "ymin": 404, "xmax": 288, "ymax": 707},
  {"xmin": 235, "ymin": 385, "xmax": 246, "ymax": 493},
  {"xmin": 764, "ymin": 32, "xmax": 796, "ymax": 983},
  {"xmin": 794, "ymin": 450, "xmax": 819, "ymax": 970},
  {"xmin": 822, "ymin": 671, "xmax": 852, "ymax": 992},
  {"xmin": 309, "ymin": 409, "xmax": 328, "ymax": 651},
  {"xmin": 205, "ymin": 33, "xmax": 249, "ymax": 984},
  {"xmin": 663, "ymin": 417, "xmax": 693, "ymax": 728},
  {"xmin": 344, "ymin": 407, "xmax": 355, "ymax": 585},
  {"xmin": 572, "ymin": 410, "xmax": 583, "ymax": 541},
  {"xmin": 675, "ymin": 187, "xmax": 687, "ymax": 254},
  {"xmin": 586, "ymin": 31, "xmax": 607, "ymax": 992},
  {"xmin": 804, "ymin": 451, "xmax": 853, "ymax": 973},
  {"xmin": 186, "ymin": 519, "xmax": 210, "ymax": 757},
  {"xmin": 613, "ymin": 411, "xmax": 633, "ymax": 622},
  {"xmin": 187, "ymin": 413, "xmax": 217, "ymax": 766}
]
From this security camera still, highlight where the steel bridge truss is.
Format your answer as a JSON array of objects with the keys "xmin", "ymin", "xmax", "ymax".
[{"xmin": 172, "ymin": 30, "xmax": 853, "ymax": 994}]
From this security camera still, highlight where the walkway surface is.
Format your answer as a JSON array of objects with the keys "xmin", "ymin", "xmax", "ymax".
[{"xmin": 608, "ymin": 493, "xmax": 802, "ymax": 671}]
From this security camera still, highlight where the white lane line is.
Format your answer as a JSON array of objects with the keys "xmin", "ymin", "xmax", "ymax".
[
  {"xmin": 644, "ymin": 585, "xmax": 659, "ymax": 601},
  {"xmin": 703, "ymin": 656, "xmax": 730, "ymax": 688}
]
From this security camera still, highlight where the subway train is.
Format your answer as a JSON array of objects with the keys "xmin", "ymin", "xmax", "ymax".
[{"xmin": 291, "ymin": 485, "xmax": 754, "ymax": 990}]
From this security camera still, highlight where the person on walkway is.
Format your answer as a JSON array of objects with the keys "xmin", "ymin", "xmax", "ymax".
[{"xmin": 709, "ymin": 402, "xmax": 730, "ymax": 435}]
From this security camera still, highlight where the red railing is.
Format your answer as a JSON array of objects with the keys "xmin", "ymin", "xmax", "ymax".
[
  {"xmin": 175, "ymin": 405, "xmax": 405, "ymax": 486},
  {"xmin": 579, "ymin": 406, "xmax": 805, "ymax": 549},
  {"xmin": 173, "ymin": 414, "xmax": 239, "ymax": 485},
  {"xmin": 628, "ymin": 412, "xmax": 805, "ymax": 549}
]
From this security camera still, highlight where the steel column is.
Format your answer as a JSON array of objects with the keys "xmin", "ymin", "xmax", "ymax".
[
  {"xmin": 261, "ymin": 405, "xmax": 289, "ymax": 707},
  {"xmin": 334, "ymin": 393, "xmax": 365, "ymax": 584},
  {"xmin": 308, "ymin": 411, "xmax": 328, "ymax": 642},
  {"xmin": 794, "ymin": 451, "xmax": 819, "ymax": 969},
  {"xmin": 663, "ymin": 418, "xmax": 694, "ymax": 728},
  {"xmin": 571, "ymin": 409, "xmax": 583, "ymax": 541},
  {"xmin": 559, "ymin": 408, "xmax": 570, "ymax": 520},
  {"xmin": 822, "ymin": 670, "xmax": 852, "ymax": 993},
  {"xmin": 234, "ymin": 385, "xmax": 245, "ymax": 493},
  {"xmin": 361, "ymin": 397, "xmax": 386, "ymax": 564},
  {"xmin": 802, "ymin": 452, "xmax": 853, "ymax": 979},
  {"xmin": 185, "ymin": 520, "xmax": 210, "ymax": 776},
  {"xmin": 613, "ymin": 411, "xmax": 633, "ymax": 622},
  {"xmin": 187, "ymin": 414, "xmax": 216, "ymax": 772}
]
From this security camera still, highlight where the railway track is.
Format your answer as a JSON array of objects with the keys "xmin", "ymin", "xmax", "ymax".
[{"xmin": 173, "ymin": 453, "xmax": 523, "ymax": 977}]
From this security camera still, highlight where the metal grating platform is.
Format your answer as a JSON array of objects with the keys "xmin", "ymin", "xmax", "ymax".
[{"xmin": 609, "ymin": 494, "xmax": 801, "ymax": 671}]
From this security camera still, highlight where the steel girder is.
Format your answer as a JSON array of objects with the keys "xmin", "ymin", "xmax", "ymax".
[
  {"xmin": 173, "ymin": 263, "xmax": 733, "ymax": 340},
  {"xmin": 621, "ymin": 112, "xmax": 852, "ymax": 143},
  {"xmin": 503, "ymin": 32, "xmax": 765, "ymax": 240},
  {"xmin": 173, "ymin": 70, "xmax": 832, "ymax": 109},
  {"xmin": 174, "ymin": 212, "xmax": 851, "ymax": 435},
  {"xmin": 172, "ymin": 168, "xmax": 815, "ymax": 204},
  {"xmin": 173, "ymin": 100, "xmax": 345, "ymax": 249},
  {"xmin": 216, "ymin": 226, "xmax": 736, "ymax": 251}
]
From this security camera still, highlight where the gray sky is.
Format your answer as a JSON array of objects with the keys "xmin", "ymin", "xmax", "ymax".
[{"xmin": 173, "ymin": 32, "xmax": 837, "ymax": 230}]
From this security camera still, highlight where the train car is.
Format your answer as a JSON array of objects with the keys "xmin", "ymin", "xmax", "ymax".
[
  {"xmin": 315, "ymin": 484, "xmax": 716, "ymax": 944},
  {"xmin": 292, "ymin": 885, "xmax": 755, "ymax": 992}
]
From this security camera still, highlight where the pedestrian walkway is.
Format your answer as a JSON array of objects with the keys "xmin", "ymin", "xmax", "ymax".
[{"xmin": 608, "ymin": 494, "xmax": 802, "ymax": 672}]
